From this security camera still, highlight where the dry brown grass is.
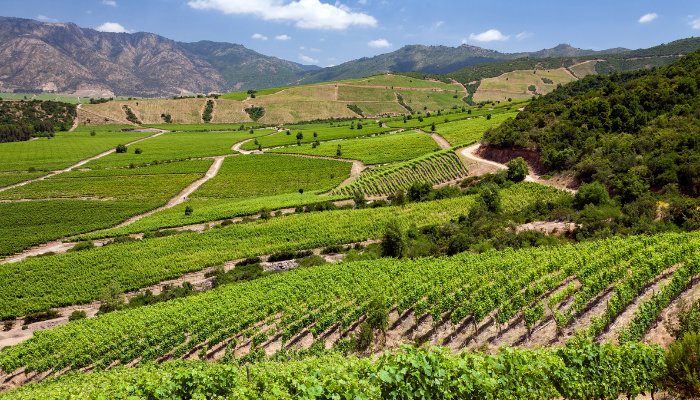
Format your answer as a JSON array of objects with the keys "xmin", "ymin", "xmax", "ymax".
[
  {"xmin": 210, "ymin": 99, "xmax": 251, "ymax": 123},
  {"xmin": 248, "ymin": 85, "xmax": 336, "ymax": 103},
  {"xmin": 79, "ymin": 102, "xmax": 130, "ymax": 124},
  {"xmin": 119, "ymin": 99, "xmax": 207, "ymax": 124},
  {"xmin": 257, "ymin": 101, "xmax": 357, "ymax": 124},
  {"xmin": 569, "ymin": 60, "xmax": 599, "ymax": 78},
  {"xmin": 474, "ymin": 68, "xmax": 577, "ymax": 102},
  {"xmin": 352, "ymin": 102, "xmax": 407, "ymax": 117},
  {"xmin": 337, "ymin": 86, "xmax": 396, "ymax": 102}
]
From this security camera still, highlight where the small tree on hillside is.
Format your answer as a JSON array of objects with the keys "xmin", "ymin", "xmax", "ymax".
[
  {"xmin": 381, "ymin": 219, "xmax": 406, "ymax": 258},
  {"xmin": 115, "ymin": 144, "xmax": 127, "ymax": 153},
  {"xmin": 506, "ymin": 157, "xmax": 529, "ymax": 182}
]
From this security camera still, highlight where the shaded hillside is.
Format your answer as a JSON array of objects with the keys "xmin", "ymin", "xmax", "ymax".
[{"xmin": 483, "ymin": 49, "xmax": 700, "ymax": 197}]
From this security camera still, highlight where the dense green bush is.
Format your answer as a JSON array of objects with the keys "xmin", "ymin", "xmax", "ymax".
[
  {"xmin": 664, "ymin": 331, "xmax": 700, "ymax": 398},
  {"xmin": 506, "ymin": 157, "xmax": 529, "ymax": 182},
  {"xmin": 68, "ymin": 310, "xmax": 87, "ymax": 322}
]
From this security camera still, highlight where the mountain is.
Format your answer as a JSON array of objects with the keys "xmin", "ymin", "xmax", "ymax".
[
  {"xmin": 288, "ymin": 43, "xmax": 630, "ymax": 86},
  {"xmin": 0, "ymin": 17, "xmax": 309, "ymax": 97}
]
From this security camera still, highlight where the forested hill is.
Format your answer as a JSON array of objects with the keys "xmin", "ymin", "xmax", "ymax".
[
  {"xmin": 483, "ymin": 49, "xmax": 700, "ymax": 197},
  {"xmin": 0, "ymin": 100, "xmax": 76, "ymax": 143},
  {"xmin": 401, "ymin": 37, "xmax": 700, "ymax": 103}
]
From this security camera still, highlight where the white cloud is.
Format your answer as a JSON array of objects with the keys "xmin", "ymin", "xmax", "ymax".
[
  {"xmin": 86, "ymin": 10, "xmax": 92, "ymax": 14},
  {"xmin": 461, "ymin": 38, "xmax": 468, "ymax": 44},
  {"xmin": 638, "ymin": 13, "xmax": 657, "ymax": 23},
  {"xmin": 357, "ymin": 0, "xmax": 367, "ymax": 4},
  {"xmin": 691, "ymin": 18, "xmax": 700, "ymax": 29},
  {"xmin": 96, "ymin": 22, "xmax": 129, "ymax": 33},
  {"xmin": 468, "ymin": 29, "xmax": 509, "ymax": 42},
  {"xmin": 300, "ymin": 46, "xmax": 305, "ymax": 49},
  {"xmin": 275, "ymin": 34, "xmax": 291, "ymax": 40},
  {"xmin": 368, "ymin": 38, "xmax": 391, "ymax": 48},
  {"xmin": 187, "ymin": 0, "xmax": 377, "ymax": 30},
  {"xmin": 434, "ymin": 21, "xmax": 444, "ymax": 28},
  {"xmin": 37, "ymin": 15, "xmax": 58, "ymax": 22},
  {"xmin": 102, "ymin": 0, "xmax": 117, "ymax": 6},
  {"xmin": 516, "ymin": 31, "xmax": 533, "ymax": 40},
  {"xmin": 310, "ymin": 48, "xmax": 321, "ymax": 51},
  {"xmin": 326, "ymin": 64, "xmax": 336, "ymax": 67},
  {"xmin": 252, "ymin": 33, "xmax": 268, "ymax": 40},
  {"xmin": 299, "ymin": 53, "xmax": 319, "ymax": 64}
]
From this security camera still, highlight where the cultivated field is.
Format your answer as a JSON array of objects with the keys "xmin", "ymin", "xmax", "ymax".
[
  {"xmin": 569, "ymin": 60, "xmax": 600, "ymax": 78},
  {"xmin": 435, "ymin": 111, "xmax": 518, "ymax": 146},
  {"xmin": 474, "ymin": 68, "xmax": 577, "ymax": 102}
]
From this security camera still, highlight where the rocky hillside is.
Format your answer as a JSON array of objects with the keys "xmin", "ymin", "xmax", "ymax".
[{"xmin": 0, "ymin": 17, "xmax": 309, "ymax": 97}]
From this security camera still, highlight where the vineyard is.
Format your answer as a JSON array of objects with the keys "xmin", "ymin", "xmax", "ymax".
[
  {"xmin": 190, "ymin": 154, "xmax": 351, "ymax": 199},
  {"xmin": 240, "ymin": 123, "xmax": 393, "ymax": 150},
  {"xmin": 333, "ymin": 149, "xmax": 469, "ymax": 196},
  {"xmin": 0, "ymin": 182, "xmax": 562, "ymax": 319},
  {"xmin": 1, "ymin": 232, "xmax": 696, "ymax": 388},
  {"xmin": 0, "ymin": 130, "xmax": 152, "ymax": 172},
  {"xmin": 435, "ymin": 111, "xmax": 518, "ymax": 146},
  {"xmin": 267, "ymin": 131, "xmax": 441, "ymax": 164},
  {"xmin": 81, "ymin": 130, "xmax": 274, "ymax": 169}
]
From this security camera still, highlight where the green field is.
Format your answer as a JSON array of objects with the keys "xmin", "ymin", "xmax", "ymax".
[
  {"xmin": 142, "ymin": 123, "xmax": 265, "ymax": 132},
  {"xmin": 0, "ymin": 173, "xmax": 201, "ymax": 203},
  {"xmin": 58, "ymin": 160, "xmax": 213, "ymax": 178},
  {"xmin": 0, "ymin": 182, "xmax": 563, "ymax": 319},
  {"xmin": 0, "ymin": 131, "xmax": 153, "ymax": 172},
  {"xmin": 240, "ymin": 123, "xmax": 393, "ymax": 150},
  {"xmin": 191, "ymin": 154, "xmax": 350, "ymax": 199},
  {"xmin": 268, "ymin": 131, "xmax": 441, "ymax": 164},
  {"xmin": 71, "ymin": 124, "xmax": 140, "ymax": 133},
  {"xmin": 350, "ymin": 101, "xmax": 408, "ymax": 116},
  {"xmin": 435, "ymin": 111, "xmax": 518, "ymax": 146},
  {"xmin": 0, "ymin": 200, "xmax": 157, "ymax": 256},
  {"xmin": 220, "ymin": 87, "xmax": 289, "ymax": 101},
  {"xmin": 0, "ymin": 172, "xmax": 49, "ymax": 188},
  {"xmin": 85, "ymin": 191, "xmax": 350, "ymax": 237},
  {"xmin": 81, "ymin": 130, "xmax": 274, "ymax": 169}
]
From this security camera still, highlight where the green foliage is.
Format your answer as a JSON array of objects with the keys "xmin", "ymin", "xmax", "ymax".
[
  {"xmin": 201, "ymin": 100, "xmax": 214, "ymax": 123},
  {"xmin": 68, "ymin": 240, "xmax": 95, "ymax": 253},
  {"xmin": 666, "ymin": 298, "xmax": 700, "ymax": 340},
  {"xmin": 122, "ymin": 105, "xmax": 140, "ymax": 124},
  {"xmin": 0, "ymin": 99, "xmax": 76, "ymax": 142},
  {"xmin": 347, "ymin": 103, "xmax": 364, "ymax": 116},
  {"xmin": 479, "ymin": 181, "xmax": 502, "ymax": 213},
  {"xmin": 381, "ymin": 219, "xmax": 406, "ymax": 258},
  {"xmin": 351, "ymin": 321, "xmax": 374, "ymax": 351},
  {"xmin": 244, "ymin": 106, "xmax": 265, "ymax": 121},
  {"xmin": 115, "ymin": 144, "xmax": 127, "ymax": 153},
  {"xmin": 506, "ymin": 157, "xmax": 529, "ymax": 182},
  {"xmin": 663, "ymin": 331, "xmax": 700, "ymax": 398},
  {"xmin": 68, "ymin": 310, "xmax": 87, "ymax": 322},
  {"xmin": 23, "ymin": 310, "xmax": 61, "ymax": 325},
  {"xmin": 573, "ymin": 182, "xmax": 609, "ymax": 210},
  {"xmin": 396, "ymin": 93, "xmax": 413, "ymax": 113},
  {"xmin": 184, "ymin": 205, "xmax": 193, "ymax": 216}
]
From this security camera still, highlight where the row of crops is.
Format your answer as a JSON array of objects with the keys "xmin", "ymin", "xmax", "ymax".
[
  {"xmin": 0, "ymin": 183, "xmax": 564, "ymax": 319},
  {"xmin": 0, "ymin": 340, "xmax": 666, "ymax": 399},
  {"xmin": 1, "ymin": 231, "xmax": 696, "ymax": 379},
  {"xmin": 332, "ymin": 149, "xmax": 469, "ymax": 196}
]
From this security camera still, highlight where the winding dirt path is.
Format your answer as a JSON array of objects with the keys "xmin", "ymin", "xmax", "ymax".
[
  {"xmin": 112, "ymin": 156, "xmax": 225, "ymax": 229},
  {"xmin": 0, "ymin": 130, "xmax": 166, "ymax": 194},
  {"xmin": 415, "ymin": 128, "xmax": 451, "ymax": 149},
  {"xmin": 458, "ymin": 143, "xmax": 576, "ymax": 193}
]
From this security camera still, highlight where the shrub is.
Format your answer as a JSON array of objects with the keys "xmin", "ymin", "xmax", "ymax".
[
  {"xmin": 236, "ymin": 256, "xmax": 261, "ymax": 267},
  {"xmin": 351, "ymin": 321, "xmax": 374, "ymax": 351},
  {"xmin": 2, "ymin": 320, "xmax": 12, "ymax": 331},
  {"xmin": 134, "ymin": 148, "xmax": 142, "ymax": 154},
  {"xmin": 665, "ymin": 298, "xmax": 700, "ymax": 340},
  {"xmin": 663, "ymin": 331, "xmax": 700, "ymax": 398},
  {"xmin": 184, "ymin": 205, "xmax": 194, "ymax": 216},
  {"xmin": 381, "ymin": 219, "xmax": 406, "ymax": 258},
  {"xmin": 115, "ymin": 144, "xmax": 127, "ymax": 153},
  {"xmin": 90, "ymin": 130, "xmax": 96, "ymax": 136},
  {"xmin": 480, "ymin": 181, "xmax": 502, "ymax": 213},
  {"xmin": 24, "ymin": 310, "xmax": 61, "ymax": 325},
  {"xmin": 69, "ymin": 240, "xmax": 95, "ymax": 252},
  {"xmin": 259, "ymin": 207, "xmax": 272, "ymax": 220},
  {"xmin": 366, "ymin": 295, "xmax": 389, "ymax": 332},
  {"xmin": 297, "ymin": 255, "xmax": 327, "ymax": 268},
  {"xmin": 573, "ymin": 182, "xmax": 609, "ymax": 210},
  {"xmin": 506, "ymin": 157, "xmax": 529, "ymax": 182},
  {"xmin": 321, "ymin": 244, "xmax": 345, "ymax": 254},
  {"xmin": 68, "ymin": 310, "xmax": 87, "ymax": 322}
]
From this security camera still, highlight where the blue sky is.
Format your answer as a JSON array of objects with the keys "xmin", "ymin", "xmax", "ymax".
[{"xmin": 3, "ymin": 0, "xmax": 700, "ymax": 67}]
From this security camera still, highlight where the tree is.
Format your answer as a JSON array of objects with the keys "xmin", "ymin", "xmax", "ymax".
[
  {"xmin": 134, "ymin": 148, "xmax": 143, "ymax": 154},
  {"xmin": 353, "ymin": 191, "xmax": 366, "ymax": 209},
  {"xmin": 480, "ymin": 181, "xmax": 502, "ymax": 213},
  {"xmin": 486, "ymin": 114, "xmax": 492, "ymax": 120},
  {"xmin": 389, "ymin": 188, "xmax": 407, "ymax": 207},
  {"xmin": 100, "ymin": 281, "xmax": 124, "ymax": 313},
  {"xmin": 506, "ymin": 157, "xmax": 529, "ymax": 182},
  {"xmin": 313, "ymin": 131, "xmax": 318, "ymax": 138},
  {"xmin": 431, "ymin": 122, "xmax": 436, "ymax": 131},
  {"xmin": 366, "ymin": 295, "xmax": 389, "ymax": 332},
  {"xmin": 508, "ymin": 98, "xmax": 512, "ymax": 102},
  {"xmin": 336, "ymin": 144, "xmax": 342, "ymax": 157},
  {"xmin": 573, "ymin": 182, "xmax": 609, "ymax": 210},
  {"xmin": 296, "ymin": 131, "xmax": 303, "ymax": 140},
  {"xmin": 407, "ymin": 181, "xmax": 433, "ymax": 202},
  {"xmin": 115, "ymin": 144, "xmax": 127, "ymax": 153},
  {"xmin": 185, "ymin": 205, "xmax": 194, "ymax": 216},
  {"xmin": 381, "ymin": 219, "xmax": 406, "ymax": 258}
]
